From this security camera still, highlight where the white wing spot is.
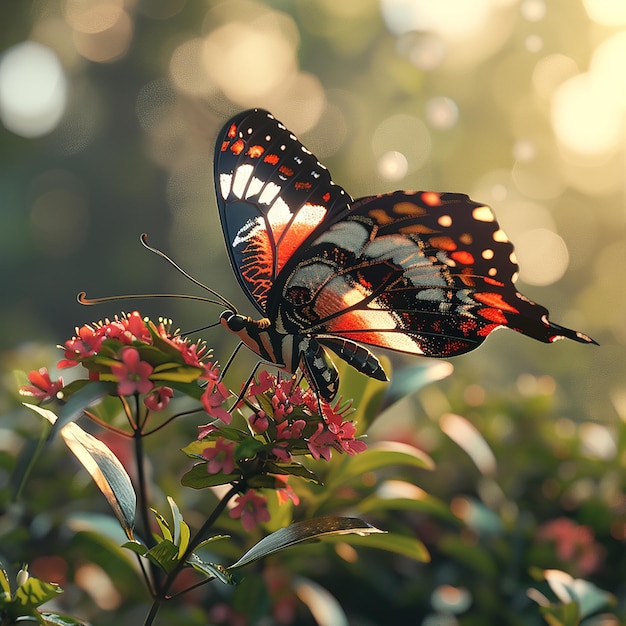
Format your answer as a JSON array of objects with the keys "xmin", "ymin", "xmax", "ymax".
[
  {"xmin": 219, "ymin": 173, "xmax": 232, "ymax": 200},
  {"xmin": 473, "ymin": 206, "xmax": 495, "ymax": 222},
  {"xmin": 438, "ymin": 215, "xmax": 452, "ymax": 227},
  {"xmin": 493, "ymin": 229, "xmax": 508, "ymax": 243}
]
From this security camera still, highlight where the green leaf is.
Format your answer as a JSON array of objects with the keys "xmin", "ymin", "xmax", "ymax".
[
  {"xmin": 0, "ymin": 563, "xmax": 10, "ymax": 597},
  {"xmin": 539, "ymin": 603, "xmax": 580, "ymax": 626},
  {"xmin": 229, "ymin": 517, "xmax": 384, "ymax": 570},
  {"xmin": 193, "ymin": 535, "xmax": 231, "ymax": 551},
  {"xmin": 167, "ymin": 497, "xmax": 190, "ymax": 557},
  {"xmin": 357, "ymin": 482, "xmax": 458, "ymax": 523},
  {"xmin": 25, "ymin": 404, "xmax": 136, "ymax": 540},
  {"xmin": 265, "ymin": 461, "xmax": 323, "ymax": 484},
  {"xmin": 386, "ymin": 362, "xmax": 453, "ymax": 401},
  {"xmin": 181, "ymin": 462, "xmax": 240, "ymax": 489},
  {"xmin": 151, "ymin": 508, "xmax": 173, "ymax": 542},
  {"xmin": 41, "ymin": 612, "xmax": 90, "ymax": 625},
  {"xmin": 150, "ymin": 364, "xmax": 204, "ymax": 383},
  {"xmin": 334, "ymin": 357, "xmax": 388, "ymax": 432},
  {"xmin": 47, "ymin": 381, "xmax": 118, "ymax": 439},
  {"xmin": 323, "ymin": 532, "xmax": 430, "ymax": 562},
  {"xmin": 145, "ymin": 540, "xmax": 180, "ymax": 574},
  {"xmin": 14, "ymin": 577, "xmax": 63, "ymax": 610},
  {"xmin": 187, "ymin": 553, "xmax": 233, "ymax": 585},
  {"xmin": 234, "ymin": 437, "xmax": 266, "ymax": 460},
  {"xmin": 328, "ymin": 442, "xmax": 434, "ymax": 489},
  {"xmin": 543, "ymin": 570, "xmax": 615, "ymax": 620},
  {"xmin": 122, "ymin": 541, "xmax": 148, "ymax": 556}
]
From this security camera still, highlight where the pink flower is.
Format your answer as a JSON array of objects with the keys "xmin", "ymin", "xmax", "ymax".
[
  {"xmin": 306, "ymin": 423, "xmax": 336, "ymax": 461},
  {"xmin": 125, "ymin": 311, "xmax": 151, "ymax": 343},
  {"xmin": 537, "ymin": 517, "xmax": 604, "ymax": 576},
  {"xmin": 155, "ymin": 322, "xmax": 209, "ymax": 367},
  {"xmin": 202, "ymin": 438, "xmax": 236, "ymax": 475},
  {"xmin": 271, "ymin": 443, "xmax": 291, "ymax": 462},
  {"xmin": 106, "ymin": 311, "xmax": 151, "ymax": 344},
  {"xmin": 229, "ymin": 490, "xmax": 271, "ymax": 531},
  {"xmin": 201, "ymin": 386, "xmax": 231, "ymax": 423},
  {"xmin": 19, "ymin": 368, "xmax": 64, "ymax": 401},
  {"xmin": 274, "ymin": 476, "xmax": 300, "ymax": 506},
  {"xmin": 144, "ymin": 386, "xmax": 174, "ymax": 411},
  {"xmin": 249, "ymin": 410, "xmax": 269, "ymax": 433},
  {"xmin": 275, "ymin": 419, "xmax": 305, "ymax": 441},
  {"xmin": 59, "ymin": 324, "xmax": 104, "ymax": 367},
  {"xmin": 248, "ymin": 370, "xmax": 275, "ymax": 396},
  {"xmin": 197, "ymin": 423, "xmax": 219, "ymax": 439},
  {"xmin": 110, "ymin": 347, "xmax": 154, "ymax": 396},
  {"xmin": 200, "ymin": 363, "xmax": 231, "ymax": 423}
]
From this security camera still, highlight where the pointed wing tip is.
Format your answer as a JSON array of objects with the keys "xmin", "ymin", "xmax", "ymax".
[{"xmin": 548, "ymin": 324, "xmax": 598, "ymax": 347}]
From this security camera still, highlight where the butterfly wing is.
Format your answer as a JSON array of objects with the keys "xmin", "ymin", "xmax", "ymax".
[
  {"xmin": 214, "ymin": 109, "xmax": 351, "ymax": 315},
  {"xmin": 269, "ymin": 190, "xmax": 597, "ymax": 357}
]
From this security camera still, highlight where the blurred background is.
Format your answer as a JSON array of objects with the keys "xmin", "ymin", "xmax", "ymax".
[{"xmin": 0, "ymin": 0, "xmax": 625, "ymax": 624}]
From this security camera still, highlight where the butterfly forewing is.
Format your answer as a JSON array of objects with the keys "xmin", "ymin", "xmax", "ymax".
[{"xmin": 214, "ymin": 109, "xmax": 351, "ymax": 315}]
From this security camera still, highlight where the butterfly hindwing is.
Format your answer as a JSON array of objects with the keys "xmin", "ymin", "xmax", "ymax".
[
  {"xmin": 214, "ymin": 109, "xmax": 351, "ymax": 315},
  {"xmin": 270, "ymin": 190, "xmax": 595, "ymax": 357}
]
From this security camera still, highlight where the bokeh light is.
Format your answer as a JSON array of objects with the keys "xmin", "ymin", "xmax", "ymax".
[
  {"xmin": 0, "ymin": 41, "xmax": 67, "ymax": 137},
  {"xmin": 371, "ymin": 114, "xmax": 431, "ymax": 175},
  {"xmin": 550, "ymin": 72, "xmax": 623, "ymax": 157},
  {"xmin": 514, "ymin": 228, "xmax": 569, "ymax": 287},
  {"xmin": 583, "ymin": 0, "xmax": 626, "ymax": 25}
]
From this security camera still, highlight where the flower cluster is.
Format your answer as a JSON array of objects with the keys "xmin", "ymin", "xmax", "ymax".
[
  {"xmin": 19, "ymin": 312, "xmax": 370, "ymax": 532},
  {"xmin": 190, "ymin": 371, "xmax": 367, "ymax": 530},
  {"xmin": 19, "ymin": 312, "xmax": 228, "ymax": 419}
]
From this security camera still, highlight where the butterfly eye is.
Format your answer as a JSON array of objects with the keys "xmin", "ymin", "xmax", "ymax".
[{"xmin": 221, "ymin": 311, "xmax": 247, "ymax": 332}]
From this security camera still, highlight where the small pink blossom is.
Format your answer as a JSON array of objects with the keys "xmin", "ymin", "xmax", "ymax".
[
  {"xmin": 201, "ymin": 386, "xmax": 231, "ymax": 423},
  {"xmin": 229, "ymin": 490, "xmax": 271, "ymax": 531},
  {"xmin": 156, "ymin": 322, "xmax": 209, "ymax": 367},
  {"xmin": 106, "ymin": 311, "xmax": 151, "ymax": 344},
  {"xmin": 144, "ymin": 386, "xmax": 174, "ymax": 411},
  {"xmin": 202, "ymin": 438, "xmax": 236, "ymax": 475},
  {"xmin": 306, "ymin": 423, "xmax": 336, "ymax": 461},
  {"xmin": 19, "ymin": 368, "xmax": 64, "ymax": 401},
  {"xmin": 197, "ymin": 422, "xmax": 219, "ymax": 439},
  {"xmin": 110, "ymin": 347, "xmax": 154, "ymax": 396},
  {"xmin": 271, "ymin": 443, "xmax": 291, "ymax": 462},
  {"xmin": 274, "ymin": 476, "xmax": 300, "ymax": 506},
  {"xmin": 59, "ymin": 324, "xmax": 104, "ymax": 367},
  {"xmin": 249, "ymin": 410, "xmax": 269, "ymax": 433},
  {"xmin": 200, "ymin": 363, "xmax": 231, "ymax": 423},
  {"xmin": 248, "ymin": 370, "xmax": 275, "ymax": 396},
  {"xmin": 276, "ymin": 419, "xmax": 305, "ymax": 441}
]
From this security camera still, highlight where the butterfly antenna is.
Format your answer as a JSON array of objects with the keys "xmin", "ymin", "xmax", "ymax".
[
  {"xmin": 182, "ymin": 320, "xmax": 222, "ymax": 334},
  {"xmin": 78, "ymin": 291, "xmax": 230, "ymax": 307},
  {"xmin": 140, "ymin": 233, "xmax": 237, "ymax": 311}
]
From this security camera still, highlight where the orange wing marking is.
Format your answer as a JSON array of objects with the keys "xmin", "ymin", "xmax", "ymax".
[
  {"xmin": 247, "ymin": 145, "xmax": 265, "ymax": 158},
  {"xmin": 230, "ymin": 139, "xmax": 244, "ymax": 155},
  {"xmin": 474, "ymin": 292, "xmax": 519, "ymax": 313}
]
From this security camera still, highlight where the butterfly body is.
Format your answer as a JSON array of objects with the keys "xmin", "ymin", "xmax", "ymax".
[{"xmin": 214, "ymin": 109, "xmax": 596, "ymax": 400}]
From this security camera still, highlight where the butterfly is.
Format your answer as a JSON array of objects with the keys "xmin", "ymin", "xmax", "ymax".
[{"xmin": 214, "ymin": 108, "xmax": 596, "ymax": 401}]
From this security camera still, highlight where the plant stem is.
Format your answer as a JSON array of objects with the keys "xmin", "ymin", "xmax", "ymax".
[{"xmin": 143, "ymin": 597, "xmax": 161, "ymax": 626}]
